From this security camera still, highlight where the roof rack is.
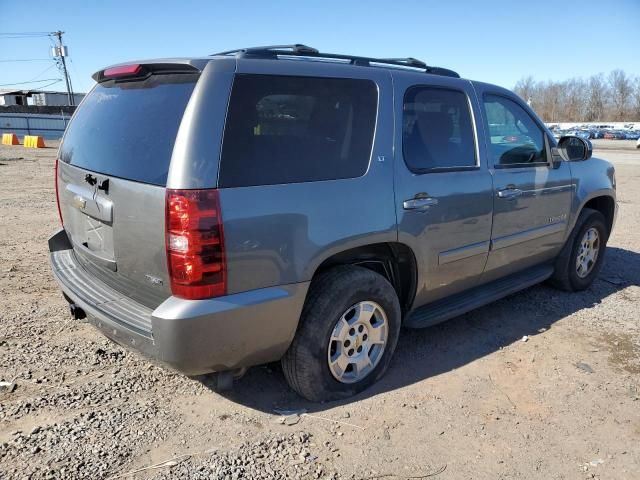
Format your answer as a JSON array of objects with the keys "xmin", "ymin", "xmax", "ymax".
[{"xmin": 211, "ymin": 44, "xmax": 460, "ymax": 78}]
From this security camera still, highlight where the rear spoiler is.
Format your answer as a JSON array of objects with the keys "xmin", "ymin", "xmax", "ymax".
[{"xmin": 92, "ymin": 59, "xmax": 208, "ymax": 83}]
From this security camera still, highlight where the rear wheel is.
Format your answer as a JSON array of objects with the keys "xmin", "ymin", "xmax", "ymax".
[
  {"xmin": 550, "ymin": 208, "xmax": 608, "ymax": 291},
  {"xmin": 282, "ymin": 266, "xmax": 401, "ymax": 402}
]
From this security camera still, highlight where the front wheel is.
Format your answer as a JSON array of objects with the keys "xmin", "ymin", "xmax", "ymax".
[
  {"xmin": 550, "ymin": 208, "xmax": 608, "ymax": 291},
  {"xmin": 282, "ymin": 266, "xmax": 401, "ymax": 402}
]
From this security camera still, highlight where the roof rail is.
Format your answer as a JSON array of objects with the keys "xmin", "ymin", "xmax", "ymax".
[
  {"xmin": 215, "ymin": 44, "xmax": 319, "ymax": 56},
  {"xmin": 211, "ymin": 45, "xmax": 460, "ymax": 78},
  {"xmin": 377, "ymin": 57, "xmax": 427, "ymax": 69}
]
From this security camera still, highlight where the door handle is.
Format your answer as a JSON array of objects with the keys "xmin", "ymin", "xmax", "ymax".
[
  {"xmin": 497, "ymin": 188, "xmax": 523, "ymax": 199},
  {"xmin": 403, "ymin": 197, "xmax": 438, "ymax": 210}
]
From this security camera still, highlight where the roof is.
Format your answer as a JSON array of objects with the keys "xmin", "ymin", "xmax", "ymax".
[{"xmin": 95, "ymin": 44, "xmax": 460, "ymax": 81}]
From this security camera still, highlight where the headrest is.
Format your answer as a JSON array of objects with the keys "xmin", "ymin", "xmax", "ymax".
[{"xmin": 415, "ymin": 110, "xmax": 453, "ymax": 140}]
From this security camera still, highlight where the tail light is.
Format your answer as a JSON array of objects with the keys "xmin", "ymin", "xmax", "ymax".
[
  {"xmin": 166, "ymin": 189, "xmax": 226, "ymax": 300},
  {"xmin": 55, "ymin": 159, "xmax": 63, "ymax": 225}
]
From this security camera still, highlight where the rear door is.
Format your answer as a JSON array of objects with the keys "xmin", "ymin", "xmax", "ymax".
[
  {"xmin": 57, "ymin": 65, "xmax": 200, "ymax": 308},
  {"xmin": 393, "ymin": 73, "xmax": 494, "ymax": 306},
  {"xmin": 476, "ymin": 88, "xmax": 573, "ymax": 282}
]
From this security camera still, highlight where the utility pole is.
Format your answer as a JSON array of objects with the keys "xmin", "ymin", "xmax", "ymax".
[{"xmin": 52, "ymin": 31, "xmax": 74, "ymax": 106}]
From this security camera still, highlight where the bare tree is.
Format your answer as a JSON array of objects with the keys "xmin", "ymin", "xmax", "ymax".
[
  {"xmin": 585, "ymin": 74, "xmax": 607, "ymax": 122},
  {"xmin": 632, "ymin": 76, "xmax": 640, "ymax": 121},
  {"xmin": 512, "ymin": 70, "xmax": 640, "ymax": 122},
  {"xmin": 608, "ymin": 69, "xmax": 632, "ymax": 121},
  {"xmin": 564, "ymin": 78, "xmax": 587, "ymax": 121},
  {"xmin": 537, "ymin": 81, "xmax": 564, "ymax": 122},
  {"xmin": 514, "ymin": 76, "xmax": 536, "ymax": 105}
]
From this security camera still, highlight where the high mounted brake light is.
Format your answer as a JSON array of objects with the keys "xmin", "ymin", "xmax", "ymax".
[
  {"xmin": 92, "ymin": 62, "xmax": 201, "ymax": 82},
  {"xmin": 166, "ymin": 189, "xmax": 226, "ymax": 300},
  {"xmin": 103, "ymin": 64, "xmax": 142, "ymax": 78}
]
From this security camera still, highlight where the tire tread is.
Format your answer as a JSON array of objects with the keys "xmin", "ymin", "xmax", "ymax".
[
  {"xmin": 550, "ymin": 208, "xmax": 607, "ymax": 291},
  {"xmin": 282, "ymin": 265, "xmax": 400, "ymax": 401}
]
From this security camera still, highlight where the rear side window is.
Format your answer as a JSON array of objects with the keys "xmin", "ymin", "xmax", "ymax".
[
  {"xmin": 403, "ymin": 86, "xmax": 476, "ymax": 172},
  {"xmin": 60, "ymin": 74, "xmax": 197, "ymax": 186},
  {"xmin": 219, "ymin": 74, "xmax": 377, "ymax": 188}
]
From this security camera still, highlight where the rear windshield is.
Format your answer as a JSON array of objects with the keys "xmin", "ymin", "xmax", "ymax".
[{"xmin": 60, "ymin": 73, "xmax": 197, "ymax": 186}]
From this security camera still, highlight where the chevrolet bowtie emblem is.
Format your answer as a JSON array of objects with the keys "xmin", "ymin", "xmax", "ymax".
[{"xmin": 73, "ymin": 195, "xmax": 86, "ymax": 209}]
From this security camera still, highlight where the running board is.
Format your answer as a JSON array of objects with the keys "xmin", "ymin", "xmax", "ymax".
[{"xmin": 404, "ymin": 265, "xmax": 554, "ymax": 329}]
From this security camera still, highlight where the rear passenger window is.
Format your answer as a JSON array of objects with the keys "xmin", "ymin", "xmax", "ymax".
[
  {"xmin": 402, "ymin": 87, "xmax": 476, "ymax": 172},
  {"xmin": 482, "ymin": 94, "xmax": 548, "ymax": 166},
  {"xmin": 219, "ymin": 74, "xmax": 378, "ymax": 187}
]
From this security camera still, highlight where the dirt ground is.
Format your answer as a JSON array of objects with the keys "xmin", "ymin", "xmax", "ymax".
[{"xmin": 0, "ymin": 139, "xmax": 638, "ymax": 480}]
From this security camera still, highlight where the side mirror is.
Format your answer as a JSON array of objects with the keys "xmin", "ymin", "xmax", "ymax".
[{"xmin": 557, "ymin": 135, "xmax": 593, "ymax": 161}]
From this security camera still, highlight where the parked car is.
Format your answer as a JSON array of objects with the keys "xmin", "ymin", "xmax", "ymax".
[
  {"xmin": 603, "ymin": 131, "xmax": 619, "ymax": 139},
  {"xmin": 592, "ymin": 129, "xmax": 607, "ymax": 139},
  {"xmin": 552, "ymin": 129, "xmax": 567, "ymax": 139},
  {"xmin": 615, "ymin": 130, "xmax": 629, "ymax": 139},
  {"xmin": 624, "ymin": 130, "xmax": 640, "ymax": 140},
  {"xmin": 48, "ymin": 45, "xmax": 617, "ymax": 401},
  {"xmin": 567, "ymin": 130, "xmax": 592, "ymax": 140}
]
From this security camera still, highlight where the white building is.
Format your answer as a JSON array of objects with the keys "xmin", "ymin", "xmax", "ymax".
[
  {"xmin": 0, "ymin": 89, "xmax": 85, "ymax": 107},
  {"xmin": 30, "ymin": 91, "xmax": 85, "ymax": 106},
  {"xmin": 0, "ymin": 89, "xmax": 29, "ymax": 106}
]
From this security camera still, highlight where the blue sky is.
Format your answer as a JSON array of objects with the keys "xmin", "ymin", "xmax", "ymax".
[{"xmin": 1, "ymin": 0, "xmax": 639, "ymax": 94}]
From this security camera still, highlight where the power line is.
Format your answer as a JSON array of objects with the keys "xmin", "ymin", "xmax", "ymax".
[
  {"xmin": 26, "ymin": 63, "xmax": 58, "ymax": 83},
  {"xmin": 0, "ymin": 30, "xmax": 77, "ymax": 103},
  {"xmin": 0, "ymin": 78, "xmax": 61, "ymax": 87},
  {"xmin": 68, "ymin": 57, "xmax": 87, "ymax": 94},
  {"xmin": 29, "ymin": 79, "xmax": 63, "ymax": 90},
  {"xmin": 0, "ymin": 59, "xmax": 51, "ymax": 62},
  {"xmin": 0, "ymin": 32, "xmax": 52, "ymax": 38},
  {"xmin": 0, "ymin": 32, "xmax": 52, "ymax": 35},
  {"xmin": 0, "ymin": 34, "xmax": 52, "ymax": 40}
]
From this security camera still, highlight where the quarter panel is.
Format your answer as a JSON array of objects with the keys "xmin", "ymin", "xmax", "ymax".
[{"xmin": 219, "ymin": 65, "xmax": 396, "ymax": 294}]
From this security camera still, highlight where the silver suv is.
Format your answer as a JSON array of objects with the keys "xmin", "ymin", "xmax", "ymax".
[{"xmin": 49, "ymin": 45, "xmax": 617, "ymax": 401}]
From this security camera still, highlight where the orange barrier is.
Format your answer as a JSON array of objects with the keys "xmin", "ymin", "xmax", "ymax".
[
  {"xmin": 2, "ymin": 133, "xmax": 19, "ymax": 145},
  {"xmin": 23, "ymin": 135, "xmax": 46, "ymax": 148}
]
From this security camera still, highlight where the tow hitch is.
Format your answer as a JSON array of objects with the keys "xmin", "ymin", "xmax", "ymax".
[
  {"xmin": 69, "ymin": 303, "xmax": 87, "ymax": 320},
  {"xmin": 63, "ymin": 293, "xmax": 86, "ymax": 320}
]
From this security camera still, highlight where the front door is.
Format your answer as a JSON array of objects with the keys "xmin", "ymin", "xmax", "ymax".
[
  {"xmin": 394, "ymin": 75, "xmax": 494, "ymax": 307},
  {"xmin": 477, "ymin": 91, "xmax": 573, "ymax": 282}
]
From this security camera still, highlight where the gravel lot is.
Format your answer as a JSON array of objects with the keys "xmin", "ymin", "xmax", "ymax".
[{"xmin": 0, "ymin": 139, "xmax": 638, "ymax": 480}]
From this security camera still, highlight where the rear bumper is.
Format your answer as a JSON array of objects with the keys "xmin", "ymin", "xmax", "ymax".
[{"xmin": 48, "ymin": 229, "xmax": 309, "ymax": 375}]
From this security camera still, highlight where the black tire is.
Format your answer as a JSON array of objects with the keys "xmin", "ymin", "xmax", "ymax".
[
  {"xmin": 282, "ymin": 265, "xmax": 401, "ymax": 402},
  {"xmin": 549, "ymin": 208, "xmax": 608, "ymax": 292}
]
